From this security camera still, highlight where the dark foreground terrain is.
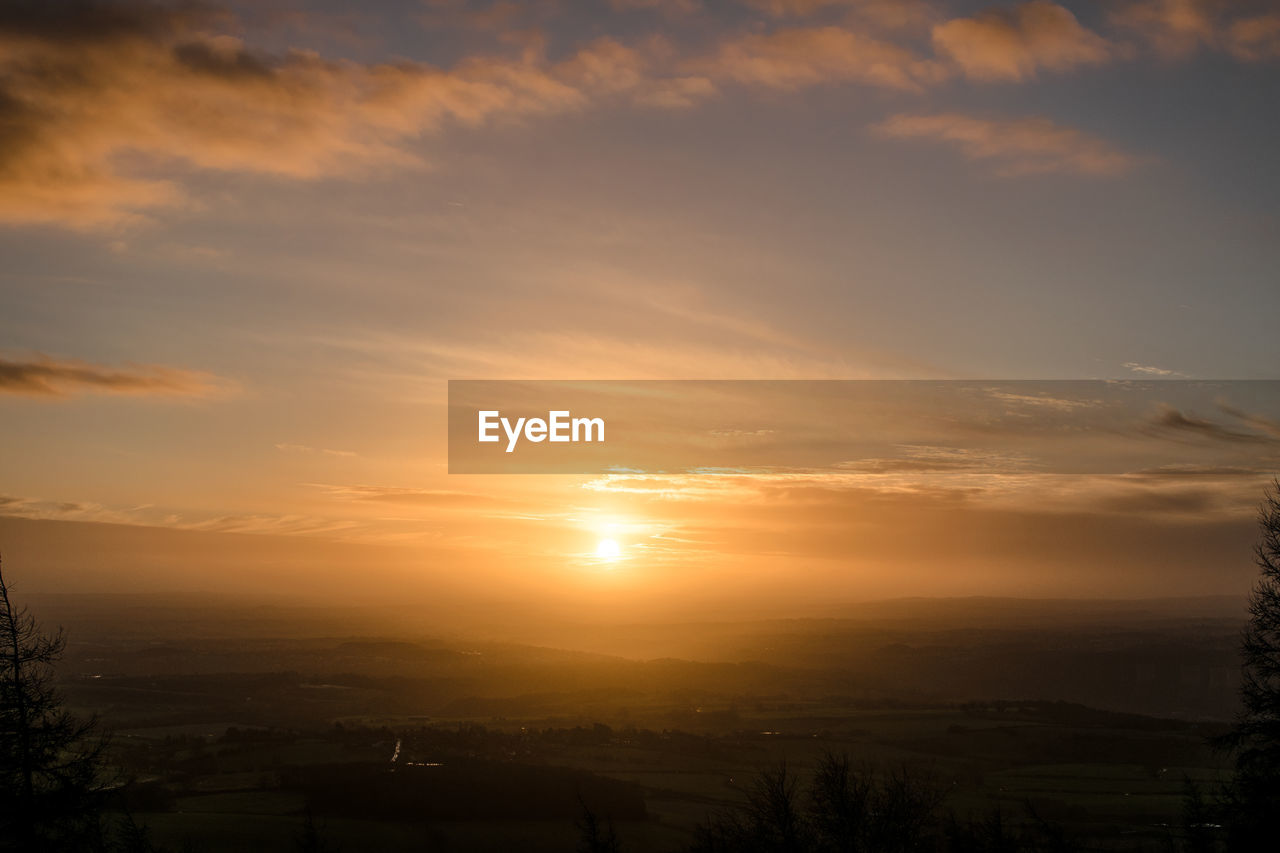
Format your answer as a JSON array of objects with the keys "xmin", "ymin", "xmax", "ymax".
[{"xmin": 34, "ymin": 596, "xmax": 1243, "ymax": 851}]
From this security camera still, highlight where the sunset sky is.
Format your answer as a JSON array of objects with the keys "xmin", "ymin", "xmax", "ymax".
[{"xmin": 2, "ymin": 0, "xmax": 1279, "ymax": 619}]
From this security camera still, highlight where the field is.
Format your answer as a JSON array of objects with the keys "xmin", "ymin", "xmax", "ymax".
[
  {"xmin": 98, "ymin": 700, "xmax": 1231, "ymax": 851},
  {"xmin": 27, "ymin": 595, "xmax": 1243, "ymax": 851}
]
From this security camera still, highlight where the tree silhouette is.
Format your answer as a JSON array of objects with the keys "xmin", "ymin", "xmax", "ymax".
[
  {"xmin": 1219, "ymin": 481, "xmax": 1280, "ymax": 849},
  {"xmin": 808, "ymin": 754, "xmax": 940, "ymax": 853},
  {"xmin": 116, "ymin": 811, "xmax": 163, "ymax": 853},
  {"xmin": 688, "ymin": 755, "xmax": 942, "ymax": 853},
  {"xmin": 295, "ymin": 808, "xmax": 338, "ymax": 853},
  {"xmin": 576, "ymin": 798, "xmax": 621, "ymax": 853},
  {"xmin": 0, "ymin": 554, "xmax": 109, "ymax": 852},
  {"xmin": 747, "ymin": 761, "xmax": 810, "ymax": 853}
]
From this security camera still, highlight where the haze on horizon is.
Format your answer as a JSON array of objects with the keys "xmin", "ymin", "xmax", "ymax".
[{"xmin": 2, "ymin": 0, "xmax": 1279, "ymax": 614}]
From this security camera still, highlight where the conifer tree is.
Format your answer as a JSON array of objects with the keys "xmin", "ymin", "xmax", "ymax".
[
  {"xmin": 0, "ymin": 555, "xmax": 108, "ymax": 852},
  {"xmin": 1220, "ymin": 482, "xmax": 1280, "ymax": 848}
]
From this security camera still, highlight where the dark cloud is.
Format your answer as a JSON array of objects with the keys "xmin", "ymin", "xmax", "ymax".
[
  {"xmin": 1217, "ymin": 403, "xmax": 1280, "ymax": 439},
  {"xmin": 1129, "ymin": 465, "xmax": 1272, "ymax": 478},
  {"xmin": 0, "ymin": 354, "xmax": 229, "ymax": 397},
  {"xmin": 172, "ymin": 39, "xmax": 274, "ymax": 78},
  {"xmin": 0, "ymin": 0, "xmax": 211, "ymax": 42},
  {"xmin": 1143, "ymin": 404, "xmax": 1280, "ymax": 444},
  {"xmin": 1094, "ymin": 486, "xmax": 1222, "ymax": 515}
]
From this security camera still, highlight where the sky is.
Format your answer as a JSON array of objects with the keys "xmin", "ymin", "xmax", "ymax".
[{"xmin": 1, "ymin": 0, "xmax": 1279, "ymax": 620}]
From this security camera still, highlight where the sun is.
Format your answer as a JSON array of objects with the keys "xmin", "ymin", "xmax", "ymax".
[{"xmin": 595, "ymin": 538, "xmax": 622, "ymax": 561}]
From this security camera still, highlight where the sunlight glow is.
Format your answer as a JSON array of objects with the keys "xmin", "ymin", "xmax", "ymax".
[{"xmin": 595, "ymin": 538, "xmax": 622, "ymax": 561}]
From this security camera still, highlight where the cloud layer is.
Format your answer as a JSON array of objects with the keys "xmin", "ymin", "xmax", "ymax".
[{"xmin": 1, "ymin": 0, "xmax": 1276, "ymax": 228}]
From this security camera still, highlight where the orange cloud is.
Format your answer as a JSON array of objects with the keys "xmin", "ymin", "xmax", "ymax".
[
  {"xmin": 742, "ymin": 0, "xmax": 838, "ymax": 13},
  {"xmin": 6, "ymin": 0, "xmax": 1258, "ymax": 231},
  {"xmin": 691, "ymin": 25, "xmax": 947, "ymax": 91},
  {"xmin": 742, "ymin": 0, "xmax": 939, "ymax": 31},
  {"xmin": 418, "ymin": 0, "xmax": 564, "ymax": 32},
  {"xmin": 932, "ymin": 1, "xmax": 1113, "ymax": 81},
  {"xmin": 1107, "ymin": 0, "xmax": 1219, "ymax": 59},
  {"xmin": 1108, "ymin": 1, "xmax": 1280, "ymax": 61},
  {"xmin": 1226, "ymin": 13, "xmax": 1280, "ymax": 61},
  {"xmin": 0, "ymin": 354, "xmax": 231, "ymax": 398},
  {"xmin": 610, "ymin": 0, "xmax": 703, "ymax": 15},
  {"xmin": 873, "ymin": 113, "xmax": 1136, "ymax": 176},
  {"xmin": 0, "ymin": 4, "xmax": 704, "ymax": 229},
  {"xmin": 558, "ymin": 37, "xmax": 651, "ymax": 93}
]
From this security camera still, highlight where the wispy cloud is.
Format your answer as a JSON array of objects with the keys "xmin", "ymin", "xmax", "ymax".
[
  {"xmin": 0, "ymin": 494, "xmax": 147, "ymax": 526},
  {"xmin": 689, "ymin": 25, "xmax": 946, "ymax": 92},
  {"xmin": 741, "ymin": 0, "xmax": 938, "ymax": 31},
  {"xmin": 1123, "ymin": 361, "xmax": 1183, "ymax": 377},
  {"xmin": 179, "ymin": 514, "xmax": 360, "ymax": 536},
  {"xmin": 275, "ymin": 443, "xmax": 358, "ymax": 458},
  {"xmin": 1109, "ymin": 0, "xmax": 1219, "ymax": 59},
  {"xmin": 611, "ymin": 0, "xmax": 703, "ymax": 16},
  {"xmin": 835, "ymin": 445, "xmax": 1035, "ymax": 473},
  {"xmin": 581, "ymin": 467, "xmax": 1267, "ymax": 525},
  {"xmin": 310, "ymin": 484, "xmax": 503, "ymax": 506},
  {"xmin": 985, "ymin": 389, "xmax": 1103, "ymax": 411},
  {"xmin": 1226, "ymin": 12, "xmax": 1280, "ymax": 61},
  {"xmin": 0, "ymin": 353, "xmax": 231, "ymax": 398},
  {"xmin": 872, "ymin": 112, "xmax": 1136, "ymax": 176},
  {"xmin": 1108, "ymin": 0, "xmax": 1280, "ymax": 61}
]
